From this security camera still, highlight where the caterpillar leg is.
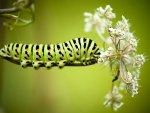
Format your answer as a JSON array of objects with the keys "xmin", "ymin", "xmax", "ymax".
[
  {"xmin": 80, "ymin": 57, "xmax": 86, "ymax": 65},
  {"xmin": 58, "ymin": 60, "xmax": 67, "ymax": 68},
  {"xmin": 81, "ymin": 57, "xmax": 92, "ymax": 65},
  {"xmin": 45, "ymin": 61, "xmax": 55, "ymax": 69},
  {"xmin": 21, "ymin": 60, "xmax": 31, "ymax": 68},
  {"xmin": 32, "ymin": 61, "xmax": 43, "ymax": 69},
  {"xmin": 85, "ymin": 58, "xmax": 93, "ymax": 65},
  {"xmin": 81, "ymin": 58, "xmax": 95, "ymax": 65},
  {"xmin": 82, "ymin": 60, "xmax": 91, "ymax": 65},
  {"xmin": 0, "ymin": 49, "xmax": 11, "ymax": 58},
  {"xmin": 84, "ymin": 60, "xmax": 91, "ymax": 65}
]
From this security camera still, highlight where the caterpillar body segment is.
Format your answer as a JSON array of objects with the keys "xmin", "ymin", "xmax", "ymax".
[
  {"xmin": 62, "ymin": 40, "xmax": 75, "ymax": 63},
  {"xmin": 0, "ymin": 38, "xmax": 101, "ymax": 69},
  {"xmin": 21, "ymin": 44, "xmax": 33, "ymax": 67},
  {"xmin": 43, "ymin": 44, "xmax": 56, "ymax": 68}
]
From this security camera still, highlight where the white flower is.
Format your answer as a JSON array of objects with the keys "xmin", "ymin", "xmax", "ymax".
[
  {"xmin": 84, "ymin": 5, "xmax": 115, "ymax": 36},
  {"xmin": 125, "ymin": 32, "xmax": 135, "ymax": 40},
  {"xmin": 84, "ymin": 22, "xmax": 93, "ymax": 32},
  {"xmin": 94, "ymin": 15, "xmax": 106, "ymax": 34},
  {"xmin": 116, "ymin": 16, "xmax": 129, "ymax": 33},
  {"xmin": 127, "ymin": 72, "xmax": 132, "ymax": 82},
  {"xmin": 108, "ymin": 47, "xmax": 114, "ymax": 51},
  {"xmin": 108, "ymin": 27, "xmax": 125, "ymax": 38},
  {"xmin": 134, "ymin": 54, "xmax": 145, "ymax": 68},
  {"xmin": 84, "ymin": 12, "xmax": 93, "ymax": 32},
  {"xmin": 84, "ymin": 12, "xmax": 92, "ymax": 17},
  {"xmin": 129, "ymin": 37, "xmax": 137, "ymax": 46},
  {"xmin": 100, "ymin": 51, "xmax": 109, "ymax": 57},
  {"xmin": 106, "ymin": 37, "xmax": 113, "ymax": 45},
  {"xmin": 98, "ymin": 50, "xmax": 109, "ymax": 63},
  {"xmin": 126, "ymin": 76, "xmax": 139, "ymax": 97},
  {"xmin": 96, "ymin": 7, "xmax": 105, "ymax": 16},
  {"xmin": 113, "ymin": 102, "xmax": 124, "ymax": 111},
  {"xmin": 97, "ymin": 5, "xmax": 116, "ymax": 19},
  {"xmin": 104, "ymin": 86, "xmax": 123, "ymax": 111}
]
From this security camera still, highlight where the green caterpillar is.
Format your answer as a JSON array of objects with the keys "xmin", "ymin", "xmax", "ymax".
[{"xmin": 0, "ymin": 38, "xmax": 101, "ymax": 69}]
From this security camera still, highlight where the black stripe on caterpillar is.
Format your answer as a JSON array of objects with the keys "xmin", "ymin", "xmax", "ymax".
[{"xmin": 0, "ymin": 37, "xmax": 101, "ymax": 69}]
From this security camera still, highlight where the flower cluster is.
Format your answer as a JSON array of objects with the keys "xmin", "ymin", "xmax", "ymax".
[
  {"xmin": 104, "ymin": 86, "xmax": 124, "ymax": 111},
  {"xmin": 84, "ymin": 5, "xmax": 145, "ymax": 110},
  {"xmin": 84, "ymin": 5, "xmax": 115, "ymax": 41}
]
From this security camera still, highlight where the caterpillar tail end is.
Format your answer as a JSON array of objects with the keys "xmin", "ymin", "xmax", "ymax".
[
  {"xmin": 0, "ymin": 46, "xmax": 21, "ymax": 65},
  {"xmin": 0, "ymin": 48, "xmax": 4, "ymax": 58},
  {"xmin": 0, "ymin": 47, "xmax": 8, "ymax": 58}
]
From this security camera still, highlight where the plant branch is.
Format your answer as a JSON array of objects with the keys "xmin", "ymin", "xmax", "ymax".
[{"xmin": 0, "ymin": 0, "xmax": 33, "ymax": 14}]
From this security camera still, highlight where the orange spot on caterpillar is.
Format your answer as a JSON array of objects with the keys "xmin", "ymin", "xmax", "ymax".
[{"xmin": 24, "ymin": 56, "xmax": 27, "ymax": 59}]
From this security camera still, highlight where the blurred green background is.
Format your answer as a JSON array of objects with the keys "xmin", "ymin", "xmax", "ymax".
[{"xmin": 0, "ymin": 0, "xmax": 150, "ymax": 113}]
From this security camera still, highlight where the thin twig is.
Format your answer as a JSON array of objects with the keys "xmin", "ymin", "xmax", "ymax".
[{"xmin": 0, "ymin": 0, "xmax": 33, "ymax": 14}]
